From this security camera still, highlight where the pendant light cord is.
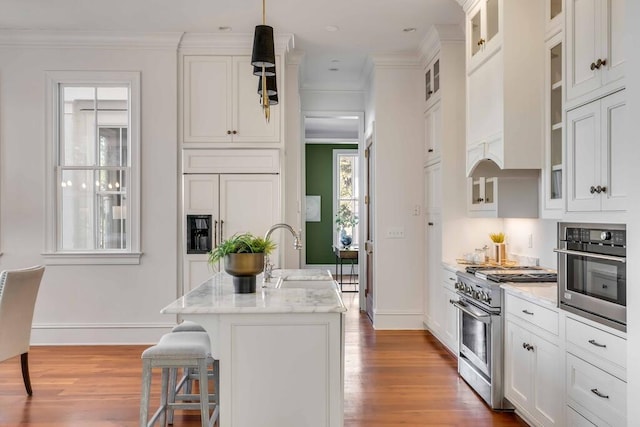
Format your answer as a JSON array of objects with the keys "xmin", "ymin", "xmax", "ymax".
[{"xmin": 262, "ymin": 0, "xmax": 266, "ymax": 25}]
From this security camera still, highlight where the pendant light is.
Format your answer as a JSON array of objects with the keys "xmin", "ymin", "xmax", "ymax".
[
  {"xmin": 257, "ymin": 74, "xmax": 278, "ymax": 96},
  {"xmin": 251, "ymin": 0, "xmax": 276, "ymax": 122}
]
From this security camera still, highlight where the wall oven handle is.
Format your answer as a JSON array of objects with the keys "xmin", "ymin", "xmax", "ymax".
[
  {"xmin": 450, "ymin": 300, "xmax": 491, "ymax": 324},
  {"xmin": 553, "ymin": 248, "xmax": 626, "ymax": 263}
]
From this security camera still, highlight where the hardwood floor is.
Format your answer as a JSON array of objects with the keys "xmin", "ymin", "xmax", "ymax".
[{"xmin": 0, "ymin": 293, "xmax": 524, "ymax": 426}]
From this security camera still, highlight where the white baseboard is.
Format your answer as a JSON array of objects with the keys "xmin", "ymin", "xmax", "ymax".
[
  {"xmin": 372, "ymin": 310, "xmax": 425, "ymax": 329},
  {"xmin": 30, "ymin": 322, "xmax": 175, "ymax": 345}
]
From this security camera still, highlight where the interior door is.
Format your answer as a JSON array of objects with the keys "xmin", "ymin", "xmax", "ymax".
[{"xmin": 365, "ymin": 136, "xmax": 374, "ymax": 322}]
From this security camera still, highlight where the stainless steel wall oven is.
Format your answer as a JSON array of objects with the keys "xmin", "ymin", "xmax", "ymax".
[{"xmin": 555, "ymin": 222, "xmax": 626, "ymax": 331}]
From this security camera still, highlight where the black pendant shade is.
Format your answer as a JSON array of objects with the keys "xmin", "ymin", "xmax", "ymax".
[
  {"xmin": 257, "ymin": 74, "xmax": 278, "ymax": 96},
  {"xmin": 259, "ymin": 93, "xmax": 278, "ymax": 106},
  {"xmin": 251, "ymin": 25, "xmax": 276, "ymax": 67},
  {"xmin": 253, "ymin": 65, "xmax": 276, "ymax": 77}
]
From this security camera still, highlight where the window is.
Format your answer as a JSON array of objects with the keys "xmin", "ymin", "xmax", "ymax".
[
  {"xmin": 333, "ymin": 149, "xmax": 359, "ymax": 247},
  {"xmin": 44, "ymin": 71, "xmax": 141, "ymax": 264}
]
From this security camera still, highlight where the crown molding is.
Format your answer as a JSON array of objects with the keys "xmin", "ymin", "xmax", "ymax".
[
  {"xmin": 179, "ymin": 32, "xmax": 294, "ymax": 55},
  {"xmin": 419, "ymin": 24, "xmax": 464, "ymax": 64},
  {"xmin": 0, "ymin": 30, "xmax": 183, "ymax": 49},
  {"xmin": 286, "ymin": 50, "xmax": 305, "ymax": 66},
  {"xmin": 459, "ymin": 0, "xmax": 479, "ymax": 13}
]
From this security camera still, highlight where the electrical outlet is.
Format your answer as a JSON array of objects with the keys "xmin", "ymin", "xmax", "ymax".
[{"xmin": 386, "ymin": 227, "xmax": 405, "ymax": 239}]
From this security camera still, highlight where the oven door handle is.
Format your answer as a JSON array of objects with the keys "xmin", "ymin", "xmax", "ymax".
[
  {"xmin": 449, "ymin": 300, "xmax": 491, "ymax": 324},
  {"xmin": 553, "ymin": 248, "xmax": 626, "ymax": 264}
]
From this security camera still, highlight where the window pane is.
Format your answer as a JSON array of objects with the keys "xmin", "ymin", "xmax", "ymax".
[
  {"xmin": 60, "ymin": 169, "xmax": 95, "ymax": 250},
  {"xmin": 60, "ymin": 168, "xmax": 127, "ymax": 250},
  {"xmin": 61, "ymin": 85, "xmax": 129, "ymax": 167}
]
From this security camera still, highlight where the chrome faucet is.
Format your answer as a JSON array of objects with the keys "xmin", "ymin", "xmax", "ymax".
[{"xmin": 263, "ymin": 223, "xmax": 303, "ymax": 282}]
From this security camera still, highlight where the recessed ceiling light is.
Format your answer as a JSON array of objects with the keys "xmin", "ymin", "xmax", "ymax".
[
  {"xmin": 325, "ymin": 25, "xmax": 339, "ymax": 32},
  {"xmin": 329, "ymin": 68, "xmax": 339, "ymax": 72},
  {"xmin": 403, "ymin": 27, "xmax": 417, "ymax": 33},
  {"xmin": 218, "ymin": 26, "xmax": 232, "ymax": 32}
]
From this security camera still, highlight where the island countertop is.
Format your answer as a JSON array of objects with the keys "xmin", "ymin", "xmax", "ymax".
[{"xmin": 161, "ymin": 272, "xmax": 347, "ymax": 315}]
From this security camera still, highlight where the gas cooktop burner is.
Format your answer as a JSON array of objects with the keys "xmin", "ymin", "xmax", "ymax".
[{"xmin": 484, "ymin": 273, "xmax": 557, "ymax": 283}]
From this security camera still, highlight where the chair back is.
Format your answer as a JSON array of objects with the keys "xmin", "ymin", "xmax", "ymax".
[{"xmin": 0, "ymin": 265, "xmax": 45, "ymax": 363}]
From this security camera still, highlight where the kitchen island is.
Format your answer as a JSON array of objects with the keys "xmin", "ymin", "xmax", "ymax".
[{"xmin": 161, "ymin": 270, "xmax": 347, "ymax": 427}]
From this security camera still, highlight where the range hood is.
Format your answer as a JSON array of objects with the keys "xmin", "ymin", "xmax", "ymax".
[{"xmin": 468, "ymin": 157, "xmax": 540, "ymax": 180}]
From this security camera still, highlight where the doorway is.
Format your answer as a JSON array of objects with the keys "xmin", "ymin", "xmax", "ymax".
[{"xmin": 301, "ymin": 112, "xmax": 365, "ymax": 302}]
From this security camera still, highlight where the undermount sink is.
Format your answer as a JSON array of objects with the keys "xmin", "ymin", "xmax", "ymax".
[
  {"xmin": 275, "ymin": 279, "xmax": 338, "ymax": 290},
  {"xmin": 272, "ymin": 269, "xmax": 333, "ymax": 281}
]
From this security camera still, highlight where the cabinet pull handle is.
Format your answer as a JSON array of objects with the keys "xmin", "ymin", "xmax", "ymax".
[
  {"xmin": 449, "ymin": 277, "xmax": 456, "ymax": 281},
  {"xmin": 219, "ymin": 219, "xmax": 224, "ymax": 242},
  {"xmin": 590, "ymin": 388, "xmax": 610, "ymax": 399},
  {"xmin": 428, "ymin": 222, "xmax": 434, "ymax": 226},
  {"xmin": 428, "ymin": 149, "xmax": 434, "ymax": 153},
  {"xmin": 213, "ymin": 220, "xmax": 218, "ymax": 246},
  {"xmin": 522, "ymin": 309, "xmax": 534, "ymax": 315},
  {"xmin": 588, "ymin": 339, "xmax": 607, "ymax": 348}
]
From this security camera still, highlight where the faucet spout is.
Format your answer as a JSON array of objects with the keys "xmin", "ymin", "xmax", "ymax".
[{"xmin": 263, "ymin": 223, "xmax": 303, "ymax": 283}]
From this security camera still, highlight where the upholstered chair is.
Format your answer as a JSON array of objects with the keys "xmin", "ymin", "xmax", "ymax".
[{"xmin": 0, "ymin": 265, "xmax": 45, "ymax": 395}]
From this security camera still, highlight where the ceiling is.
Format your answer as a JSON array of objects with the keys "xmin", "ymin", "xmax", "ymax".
[{"xmin": 0, "ymin": 0, "xmax": 464, "ymax": 88}]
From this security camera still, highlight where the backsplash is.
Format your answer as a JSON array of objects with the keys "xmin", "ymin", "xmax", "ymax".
[{"xmin": 503, "ymin": 218, "xmax": 558, "ymax": 269}]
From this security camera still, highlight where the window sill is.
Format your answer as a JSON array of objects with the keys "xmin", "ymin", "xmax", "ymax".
[{"xmin": 41, "ymin": 252, "xmax": 142, "ymax": 265}]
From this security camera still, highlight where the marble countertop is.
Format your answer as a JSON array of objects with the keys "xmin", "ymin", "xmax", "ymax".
[
  {"xmin": 161, "ymin": 272, "xmax": 347, "ymax": 315},
  {"xmin": 500, "ymin": 282, "xmax": 558, "ymax": 308}
]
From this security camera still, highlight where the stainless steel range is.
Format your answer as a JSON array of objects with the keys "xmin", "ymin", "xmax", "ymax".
[{"xmin": 451, "ymin": 265, "xmax": 557, "ymax": 410}]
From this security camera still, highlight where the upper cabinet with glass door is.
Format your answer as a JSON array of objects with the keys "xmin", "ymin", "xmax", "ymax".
[
  {"xmin": 424, "ymin": 55, "xmax": 441, "ymax": 110},
  {"xmin": 546, "ymin": 0, "xmax": 563, "ymax": 37},
  {"xmin": 565, "ymin": 0, "xmax": 625, "ymax": 106},
  {"xmin": 466, "ymin": 0, "xmax": 500, "ymax": 73}
]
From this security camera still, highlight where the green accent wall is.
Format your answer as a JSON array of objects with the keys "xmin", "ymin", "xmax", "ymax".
[{"xmin": 305, "ymin": 143, "xmax": 358, "ymax": 264}]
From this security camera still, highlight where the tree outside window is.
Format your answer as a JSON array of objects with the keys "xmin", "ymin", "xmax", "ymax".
[{"xmin": 334, "ymin": 150, "xmax": 359, "ymax": 247}]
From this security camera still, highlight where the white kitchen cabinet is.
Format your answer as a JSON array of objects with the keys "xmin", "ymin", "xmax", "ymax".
[
  {"xmin": 546, "ymin": 0, "xmax": 564, "ymax": 37},
  {"xmin": 542, "ymin": 33, "xmax": 564, "ymax": 215},
  {"xmin": 464, "ymin": 0, "xmax": 545, "ymax": 174},
  {"xmin": 423, "ymin": 101, "xmax": 442, "ymax": 165},
  {"xmin": 504, "ymin": 292, "xmax": 562, "ymax": 427},
  {"xmin": 565, "ymin": 0, "xmax": 625, "ymax": 105},
  {"xmin": 566, "ymin": 89, "xmax": 627, "ymax": 212},
  {"xmin": 424, "ymin": 213, "xmax": 442, "ymax": 335},
  {"xmin": 466, "ymin": 0, "xmax": 501, "ymax": 72},
  {"xmin": 441, "ymin": 268, "xmax": 459, "ymax": 355},
  {"xmin": 424, "ymin": 55, "xmax": 441, "ymax": 110},
  {"xmin": 564, "ymin": 315, "xmax": 627, "ymax": 426},
  {"xmin": 424, "ymin": 162, "xmax": 442, "ymax": 214},
  {"xmin": 467, "ymin": 174, "xmax": 538, "ymax": 218},
  {"xmin": 182, "ymin": 173, "xmax": 280, "ymax": 292},
  {"xmin": 182, "ymin": 55, "xmax": 281, "ymax": 146}
]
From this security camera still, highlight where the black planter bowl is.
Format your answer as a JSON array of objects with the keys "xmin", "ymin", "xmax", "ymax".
[{"xmin": 224, "ymin": 253, "xmax": 265, "ymax": 294}]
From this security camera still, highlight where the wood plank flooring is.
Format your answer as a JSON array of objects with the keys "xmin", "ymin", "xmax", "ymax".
[{"xmin": 0, "ymin": 292, "xmax": 525, "ymax": 426}]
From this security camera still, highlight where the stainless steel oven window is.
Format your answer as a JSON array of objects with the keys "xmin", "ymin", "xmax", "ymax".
[
  {"xmin": 460, "ymin": 310, "xmax": 491, "ymax": 377},
  {"xmin": 566, "ymin": 253, "xmax": 626, "ymax": 305}
]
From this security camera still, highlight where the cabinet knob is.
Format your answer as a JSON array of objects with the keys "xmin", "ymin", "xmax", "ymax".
[
  {"xmin": 590, "ymin": 58, "xmax": 608, "ymax": 70},
  {"xmin": 590, "ymin": 62, "xmax": 597, "ymax": 71},
  {"xmin": 522, "ymin": 343, "xmax": 534, "ymax": 352},
  {"xmin": 477, "ymin": 38, "xmax": 485, "ymax": 46},
  {"xmin": 227, "ymin": 130, "xmax": 232, "ymax": 135},
  {"xmin": 476, "ymin": 198, "xmax": 484, "ymax": 202},
  {"xmin": 428, "ymin": 149, "xmax": 434, "ymax": 153},
  {"xmin": 598, "ymin": 185, "xmax": 607, "ymax": 194},
  {"xmin": 590, "ymin": 186, "xmax": 596, "ymax": 194},
  {"xmin": 428, "ymin": 90, "xmax": 434, "ymax": 95},
  {"xmin": 232, "ymin": 130, "xmax": 237, "ymax": 135},
  {"xmin": 428, "ymin": 222, "xmax": 434, "ymax": 226}
]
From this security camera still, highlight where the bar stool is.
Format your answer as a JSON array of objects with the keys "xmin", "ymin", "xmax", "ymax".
[
  {"xmin": 140, "ymin": 331, "xmax": 219, "ymax": 427},
  {"xmin": 168, "ymin": 320, "xmax": 218, "ymax": 424}
]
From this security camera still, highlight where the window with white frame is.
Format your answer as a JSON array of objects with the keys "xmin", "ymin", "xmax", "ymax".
[
  {"xmin": 333, "ymin": 149, "xmax": 359, "ymax": 247},
  {"xmin": 44, "ymin": 71, "xmax": 141, "ymax": 264}
]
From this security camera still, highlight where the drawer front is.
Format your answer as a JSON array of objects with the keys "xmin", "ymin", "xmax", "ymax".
[
  {"xmin": 566, "ymin": 354, "xmax": 626, "ymax": 427},
  {"xmin": 566, "ymin": 317, "xmax": 626, "ymax": 369},
  {"xmin": 441, "ymin": 268, "xmax": 458, "ymax": 291},
  {"xmin": 566, "ymin": 405, "xmax": 598, "ymax": 427},
  {"xmin": 506, "ymin": 293, "xmax": 558, "ymax": 335}
]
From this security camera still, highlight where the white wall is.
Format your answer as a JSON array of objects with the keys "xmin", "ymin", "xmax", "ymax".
[
  {"xmin": 625, "ymin": 0, "xmax": 640, "ymax": 420},
  {"xmin": 503, "ymin": 218, "xmax": 558, "ymax": 269},
  {"xmin": 301, "ymin": 90, "xmax": 365, "ymax": 112},
  {"xmin": 369, "ymin": 59, "xmax": 424, "ymax": 329},
  {"xmin": 0, "ymin": 36, "xmax": 180, "ymax": 344}
]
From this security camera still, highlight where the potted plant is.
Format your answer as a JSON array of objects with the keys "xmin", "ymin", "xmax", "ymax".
[
  {"xmin": 335, "ymin": 205, "xmax": 359, "ymax": 248},
  {"xmin": 208, "ymin": 232, "xmax": 276, "ymax": 293}
]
